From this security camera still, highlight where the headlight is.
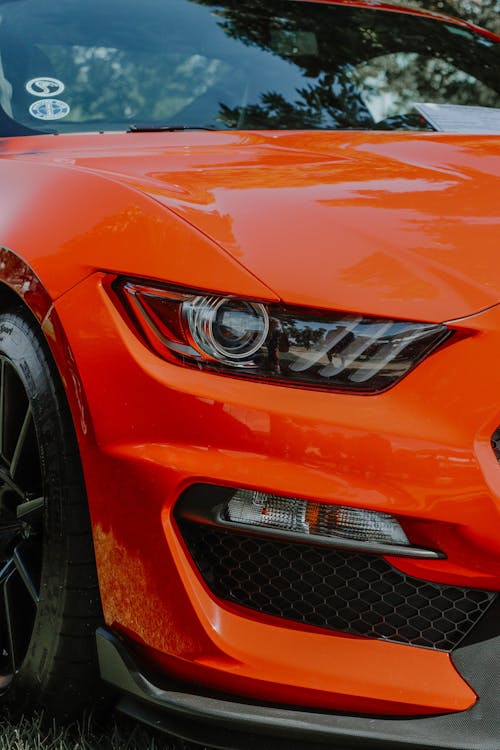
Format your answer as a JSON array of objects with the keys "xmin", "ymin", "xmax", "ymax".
[
  {"xmin": 185, "ymin": 296, "xmax": 269, "ymax": 361},
  {"xmin": 115, "ymin": 278, "xmax": 451, "ymax": 393}
]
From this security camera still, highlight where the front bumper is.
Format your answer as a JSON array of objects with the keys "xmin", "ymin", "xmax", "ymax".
[
  {"xmin": 98, "ymin": 600, "xmax": 500, "ymax": 750},
  {"xmin": 51, "ymin": 272, "xmax": 500, "ymax": 723}
]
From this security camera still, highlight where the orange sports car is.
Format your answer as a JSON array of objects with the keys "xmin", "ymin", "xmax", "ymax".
[{"xmin": 0, "ymin": 0, "xmax": 499, "ymax": 747}]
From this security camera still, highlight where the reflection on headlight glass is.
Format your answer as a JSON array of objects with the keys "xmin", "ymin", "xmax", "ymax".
[{"xmin": 239, "ymin": 309, "xmax": 449, "ymax": 391}]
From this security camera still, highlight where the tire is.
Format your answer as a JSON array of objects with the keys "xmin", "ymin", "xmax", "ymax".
[{"xmin": 0, "ymin": 307, "xmax": 102, "ymax": 720}]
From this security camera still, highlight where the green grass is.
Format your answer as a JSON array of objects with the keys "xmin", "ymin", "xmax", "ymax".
[{"xmin": 0, "ymin": 712, "xmax": 190, "ymax": 750}]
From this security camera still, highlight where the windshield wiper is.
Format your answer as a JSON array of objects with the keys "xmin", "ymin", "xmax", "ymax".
[{"xmin": 128, "ymin": 124, "xmax": 218, "ymax": 133}]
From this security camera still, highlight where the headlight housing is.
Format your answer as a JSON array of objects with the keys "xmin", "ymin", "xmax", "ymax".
[{"xmin": 115, "ymin": 278, "xmax": 451, "ymax": 393}]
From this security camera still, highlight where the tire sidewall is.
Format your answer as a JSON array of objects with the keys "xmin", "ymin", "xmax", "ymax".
[{"xmin": 0, "ymin": 312, "xmax": 84, "ymax": 710}]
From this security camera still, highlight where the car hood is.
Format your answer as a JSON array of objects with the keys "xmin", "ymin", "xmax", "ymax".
[{"xmin": 13, "ymin": 130, "xmax": 500, "ymax": 322}]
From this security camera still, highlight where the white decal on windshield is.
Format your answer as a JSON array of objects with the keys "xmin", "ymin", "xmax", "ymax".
[
  {"xmin": 26, "ymin": 77, "xmax": 65, "ymax": 97},
  {"xmin": 29, "ymin": 99, "xmax": 70, "ymax": 120}
]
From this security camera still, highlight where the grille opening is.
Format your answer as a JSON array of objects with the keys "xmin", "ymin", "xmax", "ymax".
[{"xmin": 179, "ymin": 520, "xmax": 495, "ymax": 651}]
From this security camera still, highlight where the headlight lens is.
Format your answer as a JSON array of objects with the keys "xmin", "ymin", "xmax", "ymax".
[
  {"xmin": 116, "ymin": 278, "xmax": 451, "ymax": 393},
  {"xmin": 185, "ymin": 296, "xmax": 269, "ymax": 361}
]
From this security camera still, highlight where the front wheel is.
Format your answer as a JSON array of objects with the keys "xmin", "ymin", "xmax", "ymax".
[{"xmin": 0, "ymin": 307, "xmax": 102, "ymax": 719}]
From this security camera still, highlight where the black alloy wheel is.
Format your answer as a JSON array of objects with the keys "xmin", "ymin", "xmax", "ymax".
[
  {"xmin": 0, "ymin": 352, "xmax": 44, "ymax": 684},
  {"xmin": 0, "ymin": 307, "xmax": 102, "ymax": 720}
]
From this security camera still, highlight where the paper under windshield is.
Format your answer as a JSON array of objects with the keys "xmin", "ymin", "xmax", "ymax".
[{"xmin": 415, "ymin": 103, "xmax": 500, "ymax": 133}]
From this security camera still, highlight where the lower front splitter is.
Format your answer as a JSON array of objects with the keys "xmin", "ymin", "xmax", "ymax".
[{"xmin": 96, "ymin": 600, "xmax": 500, "ymax": 750}]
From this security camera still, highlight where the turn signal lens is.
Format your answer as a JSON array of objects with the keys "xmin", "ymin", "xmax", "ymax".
[
  {"xmin": 175, "ymin": 484, "xmax": 444, "ymax": 559},
  {"xmin": 115, "ymin": 278, "xmax": 451, "ymax": 393},
  {"xmin": 224, "ymin": 490, "xmax": 410, "ymax": 547}
]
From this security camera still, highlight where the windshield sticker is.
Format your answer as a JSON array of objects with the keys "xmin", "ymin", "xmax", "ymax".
[
  {"xmin": 26, "ymin": 77, "xmax": 65, "ymax": 97},
  {"xmin": 29, "ymin": 99, "xmax": 70, "ymax": 120}
]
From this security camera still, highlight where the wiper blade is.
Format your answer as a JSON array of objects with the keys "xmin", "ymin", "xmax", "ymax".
[{"xmin": 128, "ymin": 124, "xmax": 217, "ymax": 133}]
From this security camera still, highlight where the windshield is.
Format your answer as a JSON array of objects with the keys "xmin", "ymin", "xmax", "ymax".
[{"xmin": 0, "ymin": 0, "xmax": 499, "ymax": 136}]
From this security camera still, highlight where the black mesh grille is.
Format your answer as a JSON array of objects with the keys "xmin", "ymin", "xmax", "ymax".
[{"xmin": 180, "ymin": 521, "xmax": 496, "ymax": 651}]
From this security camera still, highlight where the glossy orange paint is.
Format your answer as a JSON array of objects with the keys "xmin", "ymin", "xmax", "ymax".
[
  {"xmin": 38, "ymin": 269, "xmax": 500, "ymax": 715},
  {"xmin": 0, "ymin": 137, "xmax": 277, "ymax": 303},
  {"xmin": 0, "ymin": 7, "xmax": 499, "ymax": 717},
  {"xmin": 3, "ymin": 130, "xmax": 500, "ymax": 322}
]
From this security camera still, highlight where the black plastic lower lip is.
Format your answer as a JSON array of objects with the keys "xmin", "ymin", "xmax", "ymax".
[{"xmin": 97, "ymin": 598, "xmax": 500, "ymax": 750}]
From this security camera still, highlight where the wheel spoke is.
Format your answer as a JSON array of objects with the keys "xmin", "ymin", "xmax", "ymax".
[
  {"xmin": 16, "ymin": 496, "xmax": 44, "ymax": 520},
  {"xmin": 10, "ymin": 405, "xmax": 32, "ymax": 480},
  {"xmin": 0, "ymin": 468, "xmax": 25, "ymax": 500},
  {"xmin": 2, "ymin": 563, "xmax": 17, "ymax": 674},
  {"xmin": 0, "ymin": 558, "xmax": 14, "ymax": 587},
  {"xmin": 13, "ymin": 546, "xmax": 39, "ymax": 605}
]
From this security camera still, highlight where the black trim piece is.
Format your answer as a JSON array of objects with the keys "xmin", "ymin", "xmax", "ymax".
[
  {"xmin": 128, "ymin": 124, "xmax": 217, "ymax": 132},
  {"xmin": 0, "ymin": 107, "xmax": 51, "ymax": 138},
  {"xmin": 116, "ymin": 695, "xmax": 321, "ymax": 750},
  {"xmin": 175, "ymin": 484, "xmax": 445, "ymax": 560},
  {"xmin": 490, "ymin": 427, "xmax": 500, "ymax": 463},
  {"xmin": 97, "ymin": 624, "xmax": 500, "ymax": 750}
]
